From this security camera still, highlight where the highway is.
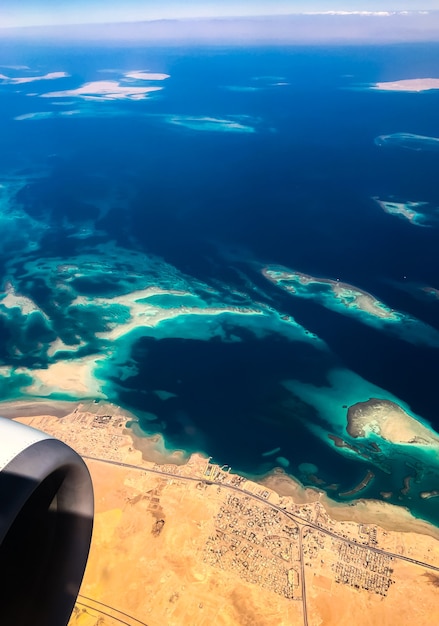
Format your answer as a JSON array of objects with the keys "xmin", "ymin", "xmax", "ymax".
[
  {"xmin": 78, "ymin": 595, "xmax": 148, "ymax": 626},
  {"xmin": 297, "ymin": 527, "xmax": 308, "ymax": 626},
  {"xmin": 83, "ymin": 453, "xmax": 439, "ymax": 626},
  {"xmin": 76, "ymin": 600, "xmax": 143, "ymax": 625},
  {"xmin": 83, "ymin": 454, "xmax": 439, "ymax": 573}
]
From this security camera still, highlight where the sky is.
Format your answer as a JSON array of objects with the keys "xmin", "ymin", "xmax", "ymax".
[{"xmin": 1, "ymin": 0, "xmax": 438, "ymax": 28}]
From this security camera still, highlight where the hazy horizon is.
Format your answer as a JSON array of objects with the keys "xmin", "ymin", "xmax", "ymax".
[
  {"xmin": 1, "ymin": 0, "xmax": 439, "ymax": 28},
  {"xmin": 1, "ymin": 11, "xmax": 439, "ymax": 45}
]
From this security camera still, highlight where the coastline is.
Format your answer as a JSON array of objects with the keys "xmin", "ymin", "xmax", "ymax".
[
  {"xmin": 128, "ymin": 421, "xmax": 190, "ymax": 466},
  {"xmin": 4, "ymin": 397, "xmax": 439, "ymax": 543},
  {"xmin": 260, "ymin": 468, "xmax": 439, "ymax": 541},
  {"xmin": 0, "ymin": 398, "xmax": 78, "ymax": 419}
]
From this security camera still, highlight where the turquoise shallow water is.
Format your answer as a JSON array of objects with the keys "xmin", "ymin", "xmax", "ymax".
[{"xmin": 0, "ymin": 43, "xmax": 439, "ymax": 525}]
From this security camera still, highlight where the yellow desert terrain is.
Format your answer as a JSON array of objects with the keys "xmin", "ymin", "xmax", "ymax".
[{"xmin": 11, "ymin": 401, "xmax": 439, "ymax": 626}]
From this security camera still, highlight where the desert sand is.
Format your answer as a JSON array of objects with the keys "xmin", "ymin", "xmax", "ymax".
[{"xmin": 5, "ymin": 400, "xmax": 439, "ymax": 626}]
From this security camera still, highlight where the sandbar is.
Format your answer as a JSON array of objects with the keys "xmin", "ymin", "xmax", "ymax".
[
  {"xmin": 19, "ymin": 356, "xmax": 105, "ymax": 399},
  {"xmin": 124, "ymin": 71, "xmax": 170, "ymax": 81},
  {"xmin": 0, "ymin": 71, "xmax": 69, "ymax": 85},
  {"xmin": 166, "ymin": 115, "xmax": 257, "ymax": 133},
  {"xmin": 375, "ymin": 132, "xmax": 439, "ymax": 151},
  {"xmin": 372, "ymin": 78, "xmax": 439, "ymax": 92},
  {"xmin": 330, "ymin": 469, "xmax": 373, "ymax": 497},
  {"xmin": 422, "ymin": 286, "xmax": 439, "ymax": 299},
  {"xmin": 41, "ymin": 80, "xmax": 163, "ymax": 101},
  {"xmin": 72, "ymin": 286, "xmax": 265, "ymax": 341},
  {"xmin": 1, "ymin": 281, "xmax": 46, "ymax": 315}
]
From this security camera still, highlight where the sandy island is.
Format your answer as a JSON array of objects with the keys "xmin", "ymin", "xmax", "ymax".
[
  {"xmin": 372, "ymin": 196, "xmax": 427, "ymax": 225},
  {"xmin": 347, "ymin": 398, "xmax": 439, "ymax": 446},
  {"xmin": 0, "ymin": 71, "xmax": 69, "ymax": 85},
  {"xmin": 41, "ymin": 80, "xmax": 164, "ymax": 101},
  {"xmin": 262, "ymin": 267, "xmax": 398, "ymax": 320},
  {"xmin": 372, "ymin": 78, "xmax": 439, "ymax": 92}
]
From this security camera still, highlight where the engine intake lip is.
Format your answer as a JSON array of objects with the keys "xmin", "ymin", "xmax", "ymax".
[{"xmin": 0, "ymin": 417, "xmax": 93, "ymax": 626}]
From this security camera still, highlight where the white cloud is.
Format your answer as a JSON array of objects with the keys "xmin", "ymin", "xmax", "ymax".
[{"xmin": 302, "ymin": 11, "xmax": 392, "ymax": 16}]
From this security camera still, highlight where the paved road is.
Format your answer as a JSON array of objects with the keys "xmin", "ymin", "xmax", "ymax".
[
  {"xmin": 84, "ymin": 454, "xmax": 439, "ymax": 626},
  {"xmin": 76, "ymin": 600, "xmax": 134, "ymax": 625},
  {"xmin": 83, "ymin": 454, "xmax": 439, "ymax": 572},
  {"xmin": 298, "ymin": 527, "xmax": 308, "ymax": 626},
  {"xmin": 78, "ymin": 595, "xmax": 148, "ymax": 626}
]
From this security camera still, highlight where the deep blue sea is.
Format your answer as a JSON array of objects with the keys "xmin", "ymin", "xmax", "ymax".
[{"xmin": 0, "ymin": 42, "xmax": 438, "ymax": 524}]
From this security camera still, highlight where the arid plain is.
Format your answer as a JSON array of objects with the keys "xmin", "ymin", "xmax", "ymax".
[{"xmin": 10, "ymin": 401, "xmax": 439, "ymax": 626}]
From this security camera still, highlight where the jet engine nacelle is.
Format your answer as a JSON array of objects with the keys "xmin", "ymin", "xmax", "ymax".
[{"xmin": 0, "ymin": 416, "xmax": 93, "ymax": 626}]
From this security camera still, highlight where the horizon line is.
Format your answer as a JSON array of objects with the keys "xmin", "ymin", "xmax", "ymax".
[{"xmin": 0, "ymin": 9, "xmax": 436, "ymax": 31}]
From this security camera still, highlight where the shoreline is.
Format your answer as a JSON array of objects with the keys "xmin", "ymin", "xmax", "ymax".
[
  {"xmin": 128, "ymin": 420, "xmax": 190, "ymax": 466},
  {"xmin": 0, "ymin": 398, "xmax": 78, "ymax": 419},
  {"xmin": 3, "ymin": 397, "xmax": 439, "ymax": 542},
  {"xmin": 259, "ymin": 468, "xmax": 439, "ymax": 541}
]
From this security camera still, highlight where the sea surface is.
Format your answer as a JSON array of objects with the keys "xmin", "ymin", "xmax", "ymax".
[{"xmin": 0, "ymin": 41, "xmax": 439, "ymax": 524}]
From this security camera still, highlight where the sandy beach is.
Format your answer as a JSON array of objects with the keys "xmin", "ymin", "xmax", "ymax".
[
  {"xmin": 0, "ymin": 398, "xmax": 78, "ymax": 419},
  {"xmin": 3, "ymin": 399, "xmax": 439, "ymax": 626},
  {"xmin": 5, "ymin": 396, "xmax": 439, "ymax": 542}
]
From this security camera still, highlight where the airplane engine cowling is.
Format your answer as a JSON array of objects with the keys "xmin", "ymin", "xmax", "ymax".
[{"xmin": 0, "ymin": 416, "xmax": 93, "ymax": 626}]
